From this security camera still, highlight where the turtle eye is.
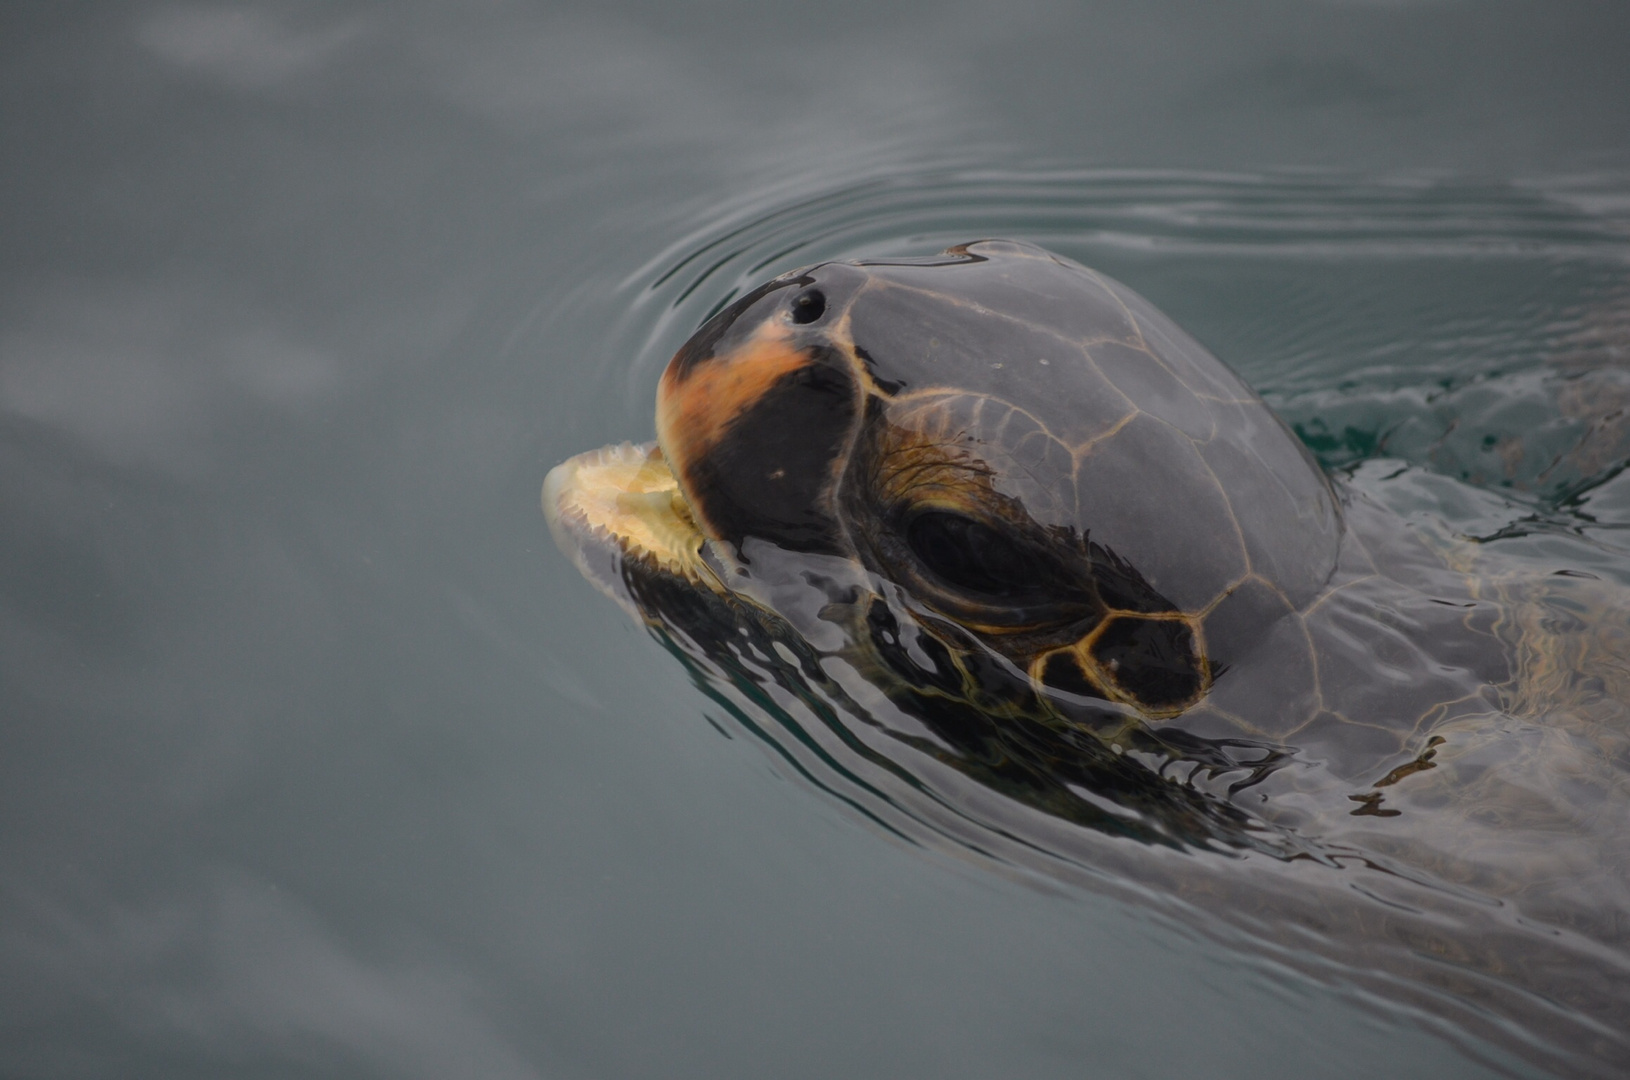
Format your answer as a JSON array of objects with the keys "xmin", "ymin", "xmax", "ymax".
[
  {"xmin": 906, "ymin": 510, "xmax": 1049, "ymax": 597},
  {"xmin": 790, "ymin": 289, "xmax": 826, "ymax": 324}
]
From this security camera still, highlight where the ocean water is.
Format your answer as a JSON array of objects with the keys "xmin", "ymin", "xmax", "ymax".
[{"xmin": 3, "ymin": 3, "xmax": 1628, "ymax": 1078}]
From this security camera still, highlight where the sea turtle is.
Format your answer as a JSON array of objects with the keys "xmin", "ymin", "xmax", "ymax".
[{"xmin": 546, "ymin": 240, "xmax": 1630, "ymax": 1070}]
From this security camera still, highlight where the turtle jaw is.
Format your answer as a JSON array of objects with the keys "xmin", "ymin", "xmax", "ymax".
[{"xmin": 543, "ymin": 442, "xmax": 720, "ymax": 610}]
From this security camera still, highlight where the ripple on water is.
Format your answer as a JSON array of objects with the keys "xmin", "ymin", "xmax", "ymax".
[{"xmin": 577, "ymin": 167, "xmax": 1630, "ymax": 1078}]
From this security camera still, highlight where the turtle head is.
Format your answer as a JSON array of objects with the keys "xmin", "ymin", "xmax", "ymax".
[{"xmin": 555, "ymin": 241, "xmax": 1341, "ymax": 723}]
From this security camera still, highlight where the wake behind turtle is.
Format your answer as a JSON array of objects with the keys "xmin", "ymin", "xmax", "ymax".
[{"xmin": 546, "ymin": 241, "xmax": 1630, "ymax": 1073}]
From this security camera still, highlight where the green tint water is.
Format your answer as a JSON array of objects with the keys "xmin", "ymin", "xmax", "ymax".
[{"xmin": 2, "ymin": 3, "xmax": 1628, "ymax": 1078}]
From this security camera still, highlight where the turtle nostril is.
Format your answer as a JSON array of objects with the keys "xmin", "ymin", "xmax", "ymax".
[{"xmin": 790, "ymin": 289, "xmax": 826, "ymax": 324}]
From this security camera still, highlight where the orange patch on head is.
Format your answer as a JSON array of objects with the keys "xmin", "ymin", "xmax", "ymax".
[{"xmin": 656, "ymin": 321, "xmax": 810, "ymax": 472}]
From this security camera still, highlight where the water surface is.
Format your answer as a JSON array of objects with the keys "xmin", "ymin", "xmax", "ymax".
[{"xmin": 3, "ymin": 3, "xmax": 1629, "ymax": 1078}]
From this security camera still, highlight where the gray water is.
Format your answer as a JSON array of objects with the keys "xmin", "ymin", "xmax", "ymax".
[{"xmin": 4, "ymin": 4, "xmax": 1629, "ymax": 1078}]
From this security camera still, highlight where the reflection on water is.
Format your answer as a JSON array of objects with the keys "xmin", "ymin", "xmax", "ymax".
[{"xmin": 4, "ymin": 2, "xmax": 1630, "ymax": 1078}]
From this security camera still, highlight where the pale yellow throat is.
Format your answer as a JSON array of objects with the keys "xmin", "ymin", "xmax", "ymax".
[{"xmin": 543, "ymin": 441, "xmax": 719, "ymax": 595}]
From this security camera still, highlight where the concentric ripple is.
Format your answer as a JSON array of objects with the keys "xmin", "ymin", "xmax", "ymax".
[{"xmin": 585, "ymin": 167, "xmax": 1630, "ymax": 1078}]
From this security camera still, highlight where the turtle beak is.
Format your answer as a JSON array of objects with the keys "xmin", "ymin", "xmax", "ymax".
[{"xmin": 655, "ymin": 318, "xmax": 859, "ymax": 555}]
